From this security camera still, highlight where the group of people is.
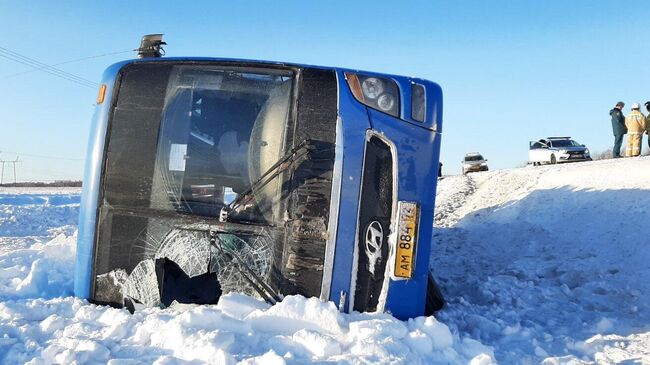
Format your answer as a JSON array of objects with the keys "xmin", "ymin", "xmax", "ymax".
[{"xmin": 610, "ymin": 101, "xmax": 650, "ymax": 157}]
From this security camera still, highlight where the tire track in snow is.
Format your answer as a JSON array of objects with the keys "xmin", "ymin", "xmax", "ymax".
[{"xmin": 433, "ymin": 175, "xmax": 477, "ymax": 228}]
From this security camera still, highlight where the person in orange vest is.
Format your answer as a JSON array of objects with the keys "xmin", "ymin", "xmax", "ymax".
[{"xmin": 625, "ymin": 103, "xmax": 646, "ymax": 157}]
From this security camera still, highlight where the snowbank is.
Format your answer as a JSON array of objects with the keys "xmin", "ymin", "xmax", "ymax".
[
  {"xmin": 432, "ymin": 157, "xmax": 650, "ymax": 363},
  {"xmin": 0, "ymin": 191, "xmax": 493, "ymax": 364},
  {"xmin": 2, "ymin": 157, "xmax": 650, "ymax": 364}
]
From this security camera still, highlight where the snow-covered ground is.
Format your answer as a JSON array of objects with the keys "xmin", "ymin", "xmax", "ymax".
[
  {"xmin": 433, "ymin": 158, "xmax": 650, "ymax": 364},
  {"xmin": 1, "ymin": 158, "xmax": 650, "ymax": 364},
  {"xmin": 0, "ymin": 188, "xmax": 491, "ymax": 364}
]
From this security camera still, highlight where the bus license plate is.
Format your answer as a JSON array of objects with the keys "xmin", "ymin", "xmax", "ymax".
[{"xmin": 394, "ymin": 201, "xmax": 419, "ymax": 279}]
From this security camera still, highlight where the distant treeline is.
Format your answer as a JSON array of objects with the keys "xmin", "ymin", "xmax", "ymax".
[{"xmin": 0, "ymin": 180, "xmax": 82, "ymax": 187}]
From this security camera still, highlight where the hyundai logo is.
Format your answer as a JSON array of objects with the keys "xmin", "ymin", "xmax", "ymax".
[{"xmin": 365, "ymin": 220, "xmax": 384, "ymax": 274}]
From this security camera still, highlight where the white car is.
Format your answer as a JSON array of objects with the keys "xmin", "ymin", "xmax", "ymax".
[
  {"xmin": 529, "ymin": 137, "xmax": 591, "ymax": 166},
  {"xmin": 462, "ymin": 152, "xmax": 489, "ymax": 174}
]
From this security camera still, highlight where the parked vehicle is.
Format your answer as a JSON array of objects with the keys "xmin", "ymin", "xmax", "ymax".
[
  {"xmin": 529, "ymin": 137, "xmax": 591, "ymax": 165},
  {"xmin": 462, "ymin": 152, "xmax": 488, "ymax": 175},
  {"xmin": 74, "ymin": 35, "xmax": 445, "ymax": 320}
]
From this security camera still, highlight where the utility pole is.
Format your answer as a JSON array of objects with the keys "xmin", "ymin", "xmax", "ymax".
[
  {"xmin": 0, "ymin": 155, "xmax": 21, "ymax": 185},
  {"xmin": 11, "ymin": 157, "xmax": 20, "ymax": 184}
]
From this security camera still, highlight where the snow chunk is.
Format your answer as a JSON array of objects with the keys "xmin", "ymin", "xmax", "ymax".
[
  {"xmin": 349, "ymin": 316, "xmax": 408, "ymax": 341},
  {"xmin": 216, "ymin": 292, "xmax": 270, "ymax": 320},
  {"xmin": 238, "ymin": 350, "xmax": 286, "ymax": 365},
  {"xmin": 291, "ymin": 329, "xmax": 342, "ymax": 359},
  {"xmin": 247, "ymin": 295, "xmax": 344, "ymax": 335},
  {"xmin": 405, "ymin": 329, "xmax": 433, "ymax": 354},
  {"xmin": 410, "ymin": 316, "xmax": 453, "ymax": 350},
  {"xmin": 14, "ymin": 259, "xmax": 48, "ymax": 297}
]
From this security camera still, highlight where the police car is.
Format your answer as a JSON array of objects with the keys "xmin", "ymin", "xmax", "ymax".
[{"xmin": 529, "ymin": 137, "xmax": 591, "ymax": 165}]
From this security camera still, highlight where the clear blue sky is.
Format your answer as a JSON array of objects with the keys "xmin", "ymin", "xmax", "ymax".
[{"xmin": 1, "ymin": 1, "xmax": 649, "ymax": 181}]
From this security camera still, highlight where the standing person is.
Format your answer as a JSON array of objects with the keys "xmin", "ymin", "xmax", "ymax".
[
  {"xmin": 610, "ymin": 101, "xmax": 626, "ymax": 158},
  {"xmin": 645, "ymin": 101, "xmax": 650, "ymax": 150},
  {"xmin": 625, "ymin": 103, "xmax": 646, "ymax": 157}
]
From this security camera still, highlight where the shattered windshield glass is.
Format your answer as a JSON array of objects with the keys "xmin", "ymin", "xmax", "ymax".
[
  {"xmin": 96, "ymin": 223, "xmax": 276, "ymax": 308},
  {"xmin": 94, "ymin": 63, "xmax": 294, "ymax": 308}
]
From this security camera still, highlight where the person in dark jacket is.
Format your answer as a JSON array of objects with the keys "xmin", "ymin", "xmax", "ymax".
[
  {"xmin": 645, "ymin": 101, "xmax": 650, "ymax": 149},
  {"xmin": 610, "ymin": 101, "xmax": 626, "ymax": 158}
]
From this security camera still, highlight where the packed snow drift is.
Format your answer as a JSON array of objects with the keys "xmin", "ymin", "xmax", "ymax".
[
  {"xmin": 433, "ymin": 158, "xmax": 650, "ymax": 364},
  {"xmin": 1, "ymin": 157, "xmax": 650, "ymax": 364},
  {"xmin": 0, "ymin": 188, "xmax": 491, "ymax": 364}
]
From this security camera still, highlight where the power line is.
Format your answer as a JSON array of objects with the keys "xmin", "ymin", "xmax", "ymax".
[
  {"xmin": 0, "ymin": 50, "xmax": 97, "ymax": 89},
  {"xmin": 0, "ymin": 46, "xmax": 98, "ymax": 89},
  {"xmin": 0, "ymin": 149, "xmax": 83, "ymax": 161},
  {"xmin": 0, "ymin": 45, "xmax": 98, "ymax": 87},
  {"xmin": 0, "ymin": 47, "xmax": 97, "ymax": 88},
  {"xmin": 0, "ymin": 151, "xmax": 82, "ymax": 183},
  {"xmin": 2, "ymin": 49, "xmax": 133, "ymax": 80}
]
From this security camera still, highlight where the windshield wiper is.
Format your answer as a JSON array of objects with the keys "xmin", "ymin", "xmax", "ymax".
[
  {"xmin": 219, "ymin": 139, "xmax": 314, "ymax": 223},
  {"xmin": 209, "ymin": 230, "xmax": 283, "ymax": 305}
]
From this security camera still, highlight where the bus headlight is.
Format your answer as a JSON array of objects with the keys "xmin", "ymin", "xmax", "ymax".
[
  {"xmin": 377, "ymin": 93, "xmax": 395, "ymax": 112},
  {"xmin": 345, "ymin": 72, "xmax": 400, "ymax": 117},
  {"xmin": 361, "ymin": 77, "xmax": 384, "ymax": 99}
]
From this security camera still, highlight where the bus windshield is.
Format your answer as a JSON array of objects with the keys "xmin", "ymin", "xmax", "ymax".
[
  {"xmin": 93, "ymin": 63, "xmax": 294, "ymax": 306},
  {"xmin": 152, "ymin": 66, "xmax": 293, "ymax": 223},
  {"xmin": 105, "ymin": 64, "xmax": 294, "ymax": 224}
]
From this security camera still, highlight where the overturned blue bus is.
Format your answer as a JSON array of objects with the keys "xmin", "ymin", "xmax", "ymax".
[{"xmin": 74, "ymin": 38, "xmax": 444, "ymax": 320}]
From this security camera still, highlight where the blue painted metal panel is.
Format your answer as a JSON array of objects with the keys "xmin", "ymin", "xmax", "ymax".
[
  {"xmin": 346, "ymin": 75, "xmax": 443, "ymax": 319},
  {"xmin": 97, "ymin": 58, "xmax": 442, "ymax": 132},
  {"xmin": 326, "ymin": 70, "xmax": 371, "ymax": 311},
  {"xmin": 327, "ymin": 71, "xmax": 443, "ymax": 318},
  {"xmin": 364, "ymin": 84, "xmax": 443, "ymax": 319},
  {"xmin": 73, "ymin": 63, "xmax": 124, "ymax": 298}
]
